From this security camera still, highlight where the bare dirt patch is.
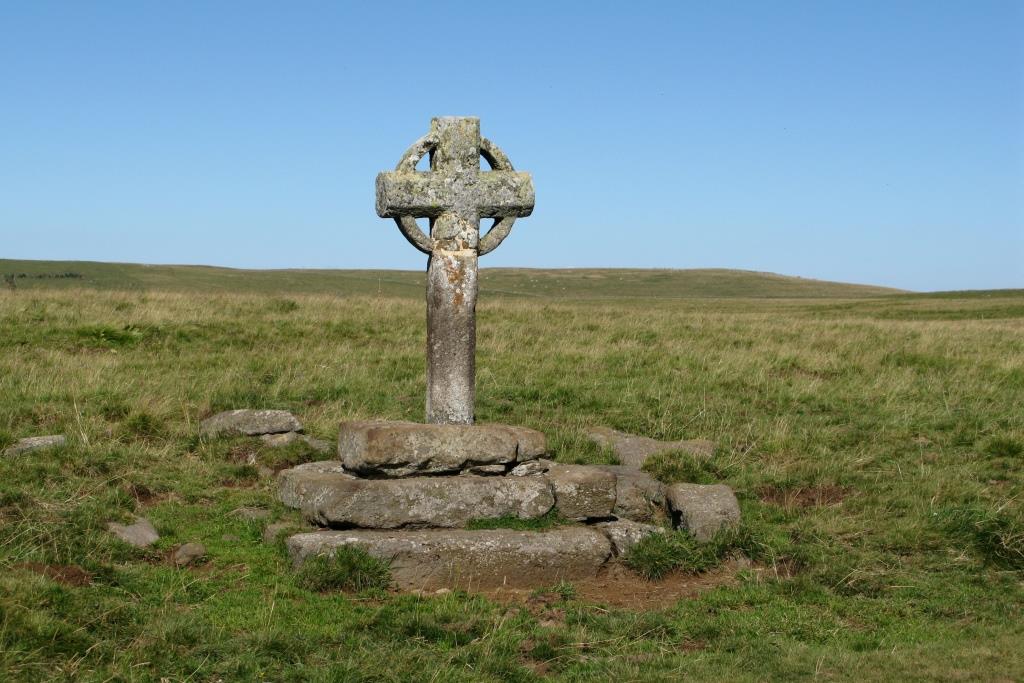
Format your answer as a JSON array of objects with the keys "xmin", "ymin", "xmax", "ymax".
[
  {"xmin": 17, "ymin": 562, "xmax": 93, "ymax": 587},
  {"xmin": 482, "ymin": 558, "xmax": 763, "ymax": 611}
]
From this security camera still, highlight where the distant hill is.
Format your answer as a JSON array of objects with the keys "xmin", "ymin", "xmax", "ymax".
[{"xmin": 0, "ymin": 259, "xmax": 904, "ymax": 299}]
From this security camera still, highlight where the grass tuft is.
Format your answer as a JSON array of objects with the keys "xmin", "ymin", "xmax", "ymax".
[
  {"xmin": 295, "ymin": 547, "xmax": 392, "ymax": 593},
  {"xmin": 939, "ymin": 504, "xmax": 1024, "ymax": 571}
]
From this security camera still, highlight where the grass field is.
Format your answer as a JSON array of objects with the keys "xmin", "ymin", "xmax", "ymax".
[{"xmin": 0, "ymin": 261, "xmax": 1021, "ymax": 681}]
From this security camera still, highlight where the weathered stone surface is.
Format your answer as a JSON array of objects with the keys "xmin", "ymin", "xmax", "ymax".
[
  {"xmin": 107, "ymin": 517, "xmax": 159, "ymax": 548},
  {"xmin": 665, "ymin": 484, "xmax": 741, "ymax": 541},
  {"xmin": 338, "ymin": 421, "xmax": 544, "ymax": 477},
  {"xmin": 278, "ymin": 462, "xmax": 357, "ymax": 511},
  {"xmin": 544, "ymin": 464, "xmax": 616, "ymax": 521},
  {"xmin": 509, "ymin": 459, "xmax": 553, "ymax": 477},
  {"xmin": 201, "ymin": 410, "xmax": 301, "ymax": 437},
  {"xmin": 279, "ymin": 468, "xmax": 554, "ymax": 529},
  {"xmin": 261, "ymin": 432, "xmax": 333, "ymax": 453},
  {"xmin": 376, "ymin": 117, "xmax": 535, "ymax": 424},
  {"xmin": 587, "ymin": 427, "xmax": 715, "ymax": 468},
  {"xmin": 3, "ymin": 435, "xmax": 66, "ymax": 457},
  {"xmin": 464, "ymin": 464, "xmax": 508, "ymax": 475},
  {"xmin": 595, "ymin": 520, "xmax": 666, "ymax": 555},
  {"xmin": 172, "ymin": 542, "xmax": 206, "ymax": 566},
  {"xmin": 594, "ymin": 465, "xmax": 667, "ymax": 523},
  {"xmin": 287, "ymin": 527, "xmax": 611, "ymax": 590}
]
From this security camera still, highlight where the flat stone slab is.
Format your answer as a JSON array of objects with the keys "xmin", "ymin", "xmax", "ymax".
[
  {"xmin": 338, "ymin": 420, "xmax": 545, "ymax": 477},
  {"xmin": 666, "ymin": 483, "xmax": 741, "ymax": 541},
  {"xmin": 544, "ymin": 464, "xmax": 616, "ymax": 521},
  {"xmin": 3, "ymin": 435, "xmax": 66, "ymax": 457},
  {"xmin": 107, "ymin": 516, "xmax": 159, "ymax": 548},
  {"xmin": 287, "ymin": 527, "xmax": 612, "ymax": 590},
  {"xmin": 279, "ymin": 466, "xmax": 554, "ymax": 529},
  {"xmin": 587, "ymin": 427, "xmax": 715, "ymax": 468},
  {"xmin": 200, "ymin": 409, "xmax": 302, "ymax": 437}
]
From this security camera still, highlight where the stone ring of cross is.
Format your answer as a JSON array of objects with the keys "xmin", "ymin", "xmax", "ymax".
[{"xmin": 376, "ymin": 117, "xmax": 535, "ymax": 256}]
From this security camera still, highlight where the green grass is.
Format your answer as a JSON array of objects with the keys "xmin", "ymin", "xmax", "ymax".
[
  {"xmin": 295, "ymin": 548, "xmax": 393, "ymax": 593},
  {"xmin": 0, "ymin": 265, "xmax": 1021, "ymax": 681}
]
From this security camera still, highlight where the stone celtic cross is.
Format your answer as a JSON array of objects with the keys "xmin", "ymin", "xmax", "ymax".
[{"xmin": 376, "ymin": 117, "xmax": 535, "ymax": 424}]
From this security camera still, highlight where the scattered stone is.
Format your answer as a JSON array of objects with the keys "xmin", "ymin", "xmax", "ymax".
[
  {"xmin": 544, "ymin": 464, "xmax": 616, "ymax": 521},
  {"xmin": 231, "ymin": 506, "xmax": 271, "ymax": 521},
  {"xmin": 261, "ymin": 432, "xmax": 333, "ymax": 453},
  {"xmin": 338, "ymin": 421, "xmax": 546, "ymax": 477},
  {"xmin": 665, "ymin": 483, "xmax": 741, "ymax": 541},
  {"xmin": 3, "ymin": 435, "xmax": 66, "ymax": 457},
  {"xmin": 172, "ymin": 542, "xmax": 206, "ymax": 566},
  {"xmin": 509, "ymin": 459, "xmax": 553, "ymax": 477},
  {"xmin": 594, "ymin": 465, "xmax": 667, "ymax": 523},
  {"xmin": 200, "ymin": 409, "xmax": 302, "ymax": 438},
  {"xmin": 279, "ymin": 468, "xmax": 555, "ymax": 529},
  {"xmin": 287, "ymin": 527, "xmax": 611, "ymax": 590},
  {"xmin": 595, "ymin": 520, "xmax": 666, "ymax": 555},
  {"xmin": 107, "ymin": 516, "xmax": 159, "ymax": 548},
  {"xmin": 587, "ymin": 427, "xmax": 715, "ymax": 468}
]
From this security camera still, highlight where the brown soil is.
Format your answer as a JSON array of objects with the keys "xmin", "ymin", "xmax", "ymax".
[
  {"xmin": 481, "ymin": 558, "xmax": 778, "ymax": 611},
  {"xmin": 757, "ymin": 483, "xmax": 850, "ymax": 509},
  {"xmin": 124, "ymin": 482, "xmax": 178, "ymax": 506},
  {"xmin": 16, "ymin": 562, "xmax": 93, "ymax": 587}
]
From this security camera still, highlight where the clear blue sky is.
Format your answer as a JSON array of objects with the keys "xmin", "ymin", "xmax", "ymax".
[{"xmin": 2, "ymin": 1, "xmax": 1021, "ymax": 291}]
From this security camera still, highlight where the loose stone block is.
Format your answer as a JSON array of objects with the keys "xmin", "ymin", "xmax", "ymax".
[
  {"xmin": 587, "ymin": 427, "xmax": 715, "ymax": 468},
  {"xmin": 3, "ymin": 435, "xmax": 66, "ymax": 457},
  {"xmin": 200, "ymin": 409, "xmax": 302, "ymax": 437},
  {"xmin": 338, "ymin": 421, "xmax": 545, "ymax": 477},
  {"xmin": 287, "ymin": 527, "xmax": 612, "ymax": 590},
  {"xmin": 595, "ymin": 520, "xmax": 666, "ymax": 555},
  {"xmin": 172, "ymin": 542, "xmax": 206, "ymax": 567},
  {"xmin": 544, "ymin": 464, "xmax": 616, "ymax": 521},
  {"xmin": 278, "ymin": 467, "xmax": 554, "ymax": 529},
  {"xmin": 665, "ymin": 483, "xmax": 741, "ymax": 541},
  {"xmin": 107, "ymin": 516, "xmax": 159, "ymax": 548},
  {"xmin": 594, "ymin": 465, "xmax": 667, "ymax": 523}
]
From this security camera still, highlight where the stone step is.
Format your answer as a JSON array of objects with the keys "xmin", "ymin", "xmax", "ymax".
[
  {"xmin": 287, "ymin": 527, "xmax": 612, "ymax": 590},
  {"xmin": 279, "ymin": 465, "xmax": 554, "ymax": 529},
  {"xmin": 338, "ymin": 420, "xmax": 545, "ymax": 477}
]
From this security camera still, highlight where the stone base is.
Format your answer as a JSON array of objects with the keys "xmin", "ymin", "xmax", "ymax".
[
  {"xmin": 279, "ymin": 465, "xmax": 554, "ymax": 529},
  {"xmin": 338, "ymin": 420, "xmax": 545, "ymax": 477},
  {"xmin": 287, "ymin": 527, "xmax": 612, "ymax": 590}
]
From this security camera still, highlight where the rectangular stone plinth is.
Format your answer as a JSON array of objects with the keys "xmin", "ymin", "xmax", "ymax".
[
  {"xmin": 278, "ymin": 463, "xmax": 554, "ymax": 529},
  {"xmin": 286, "ymin": 527, "xmax": 612, "ymax": 590},
  {"xmin": 338, "ymin": 421, "xmax": 546, "ymax": 477}
]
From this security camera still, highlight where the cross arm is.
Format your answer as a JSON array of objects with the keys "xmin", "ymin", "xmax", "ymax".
[
  {"xmin": 375, "ymin": 172, "xmax": 450, "ymax": 218},
  {"xmin": 476, "ymin": 171, "xmax": 535, "ymax": 218}
]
